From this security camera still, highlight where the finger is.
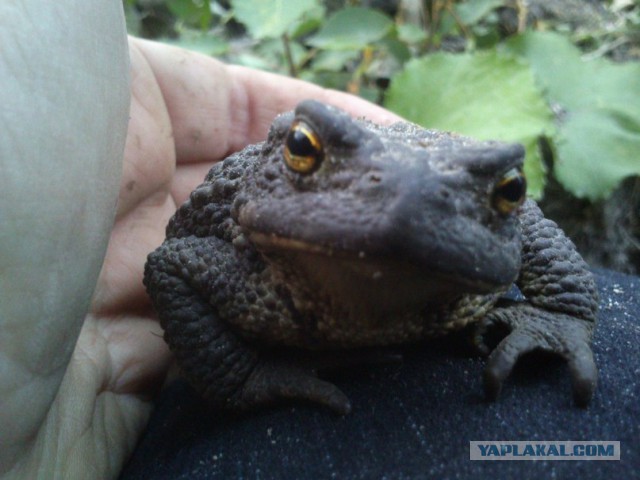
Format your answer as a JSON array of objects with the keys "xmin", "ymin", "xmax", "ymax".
[
  {"xmin": 171, "ymin": 161, "xmax": 216, "ymax": 208},
  {"xmin": 117, "ymin": 39, "xmax": 175, "ymax": 220},
  {"xmin": 75, "ymin": 314, "xmax": 171, "ymax": 396},
  {"xmin": 92, "ymin": 191, "xmax": 176, "ymax": 314},
  {"xmin": 226, "ymin": 63, "xmax": 402, "ymax": 144},
  {"xmin": 131, "ymin": 37, "xmax": 402, "ymax": 166},
  {"xmin": 42, "ymin": 314, "xmax": 170, "ymax": 480}
]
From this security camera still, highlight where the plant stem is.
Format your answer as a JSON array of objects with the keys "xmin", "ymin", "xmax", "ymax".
[{"xmin": 282, "ymin": 33, "xmax": 297, "ymax": 78}]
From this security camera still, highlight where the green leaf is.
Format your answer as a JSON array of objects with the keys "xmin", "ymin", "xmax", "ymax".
[
  {"xmin": 289, "ymin": 16, "xmax": 323, "ymax": 40},
  {"xmin": 231, "ymin": 0, "xmax": 319, "ymax": 39},
  {"xmin": 397, "ymin": 24, "xmax": 427, "ymax": 44},
  {"xmin": 255, "ymin": 37, "xmax": 307, "ymax": 71},
  {"xmin": 503, "ymin": 31, "xmax": 640, "ymax": 199},
  {"xmin": 455, "ymin": 0, "xmax": 505, "ymax": 25},
  {"xmin": 123, "ymin": 2, "xmax": 141, "ymax": 36},
  {"xmin": 299, "ymin": 70, "xmax": 352, "ymax": 90},
  {"xmin": 378, "ymin": 37, "xmax": 411, "ymax": 63},
  {"xmin": 555, "ymin": 109, "xmax": 640, "ymax": 200},
  {"xmin": 167, "ymin": 0, "xmax": 211, "ymax": 30},
  {"xmin": 307, "ymin": 7, "xmax": 393, "ymax": 50},
  {"xmin": 312, "ymin": 50, "xmax": 360, "ymax": 72},
  {"xmin": 365, "ymin": 38, "xmax": 411, "ymax": 82},
  {"xmin": 288, "ymin": 4, "xmax": 325, "ymax": 39},
  {"xmin": 385, "ymin": 52, "xmax": 554, "ymax": 198},
  {"xmin": 503, "ymin": 31, "xmax": 640, "ymax": 118}
]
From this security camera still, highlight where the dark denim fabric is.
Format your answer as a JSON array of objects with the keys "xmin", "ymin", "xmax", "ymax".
[{"xmin": 121, "ymin": 270, "xmax": 639, "ymax": 479}]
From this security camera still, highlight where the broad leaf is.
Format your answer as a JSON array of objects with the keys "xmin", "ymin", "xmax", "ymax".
[
  {"xmin": 504, "ymin": 32, "xmax": 640, "ymax": 199},
  {"xmin": 397, "ymin": 24, "xmax": 427, "ymax": 44},
  {"xmin": 385, "ymin": 52, "xmax": 554, "ymax": 197},
  {"xmin": 556, "ymin": 109, "xmax": 640, "ymax": 199},
  {"xmin": 504, "ymin": 31, "xmax": 640, "ymax": 117},
  {"xmin": 307, "ymin": 7, "xmax": 393, "ymax": 50},
  {"xmin": 231, "ymin": 0, "xmax": 319, "ymax": 39},
  {"xmin": 167, "ymin": 0, "xmax": 211, "ymax": 30},
  {"xmin": 312, "ymin": 50, "xmax": 360, "ymax": 72},
  {"xmin": 456, "ymin": 0, "xmax": 505, "ymax": 25}
]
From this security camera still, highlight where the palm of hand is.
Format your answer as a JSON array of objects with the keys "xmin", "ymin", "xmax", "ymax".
[{"xmin": 5, "ymin": 37, "xmax": 399, "ymax": 479}]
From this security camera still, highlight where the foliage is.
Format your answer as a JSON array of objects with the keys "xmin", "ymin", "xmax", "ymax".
[
  {"xmin": 123, "ymin": 0, "xmax": 640, "ymax": 201},
  {"xmin": 230, "ymin": 0, "xmax": 319, "ymax": 39},
  {"xmin": 503, "ymin": 31, "xmax": 640, "ymax": 200},
  {"xmin": 385, "ymin": 52, "xmax": 552, "ymax": 197},
  {"xmin": 307, "ymin": 7, "xmax": 394, "ymax": 50}
]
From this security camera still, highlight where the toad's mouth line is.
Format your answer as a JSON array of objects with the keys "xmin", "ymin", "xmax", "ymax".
[
  {"xmin": 248, "ymin": 232, "xmax": 351, "ymax": 257},
  {"xmin": 248, "ymin": 231, "xmax": 515, "ymax": 294}
]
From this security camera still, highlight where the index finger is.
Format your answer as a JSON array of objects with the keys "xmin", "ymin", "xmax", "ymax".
[{"xmin": 132, "ymin": 37, "xmax": 403, "ymax": 165}]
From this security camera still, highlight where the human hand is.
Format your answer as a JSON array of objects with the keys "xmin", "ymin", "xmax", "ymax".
[{"xmin": 2, "ymin": 33, "xmax": 400, "ymax": 479}]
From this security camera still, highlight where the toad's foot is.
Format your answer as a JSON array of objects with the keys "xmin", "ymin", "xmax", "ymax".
[
  {"xmin": 235, "ymin": 360, "xmax": 352, "ymax": 414},
  {"xmin": 230, "ymin": 349, "xmax": 405, "ymax": 414},
  {"xmin": 474, "ymin": 303, "xmax": 597, "ymax": 407}
]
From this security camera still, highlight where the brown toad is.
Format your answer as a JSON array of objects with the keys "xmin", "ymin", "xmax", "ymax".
[{"xmin": 144, "ymin": 100, "xmax": 598, "ymax": 413}]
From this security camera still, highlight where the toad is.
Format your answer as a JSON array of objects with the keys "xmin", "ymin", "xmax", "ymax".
[{"xmin": 144, "ymin": 100, "xmax": 598, "ymax": 413}]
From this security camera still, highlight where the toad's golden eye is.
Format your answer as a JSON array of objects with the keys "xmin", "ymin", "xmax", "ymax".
[
  {"xmin": 492, "ymin": 167, "xmax": 527, "ymax": 215},
  {"xmin": 284, "ymin": 120, "xmax": 323, "ymax": 174}
]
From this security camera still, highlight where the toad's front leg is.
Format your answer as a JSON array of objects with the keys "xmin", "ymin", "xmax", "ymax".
[
  {"xmin": 475, "ymin": 200, "xmax": 599, "ymax": 406},
  {"xmin": 144, "ymin": 236, "xmax": 351, "ymax": 413}
]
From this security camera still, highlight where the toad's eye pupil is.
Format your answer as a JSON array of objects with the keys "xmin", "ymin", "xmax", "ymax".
[
  {"xmin": 283, "ymin": 120, "xmax": 323, "ymax": 174},
  {"xmin": 286, "ymin": 129, "xmax": 315, "ymax": 157},
  {"xmin": 492, "ymin": 168, "xmax": 527, "ymax": 215},
  {"xmin": 498, "ymin": 175, "xmax": 526, "ymax": 203}
]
